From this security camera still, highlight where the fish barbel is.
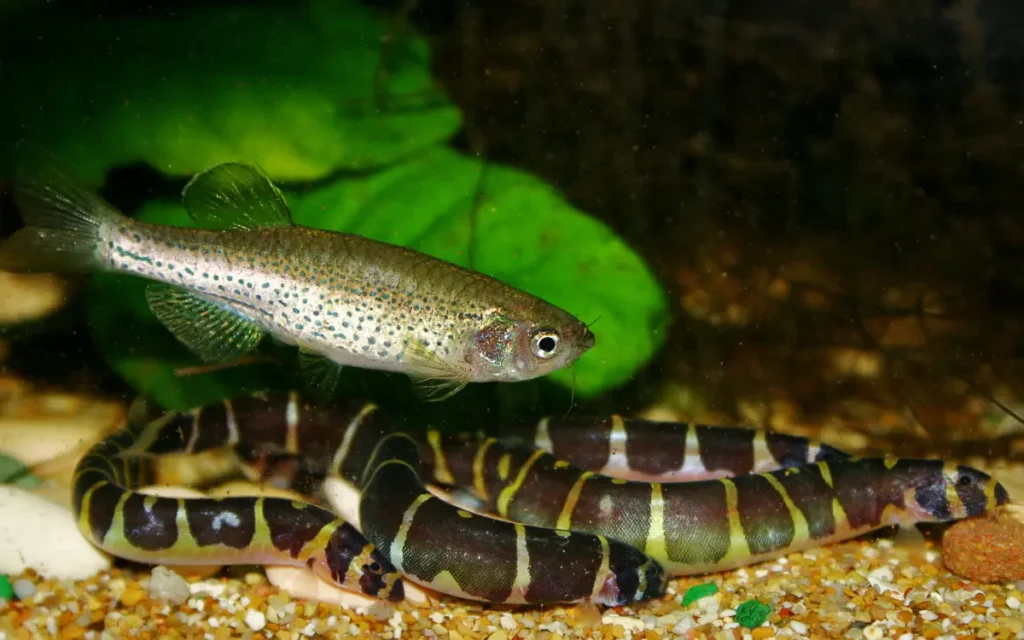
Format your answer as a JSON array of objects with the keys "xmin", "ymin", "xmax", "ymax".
[{"xmin": 0, "ymin": 145, "xmax": 595, "ymax": 400}]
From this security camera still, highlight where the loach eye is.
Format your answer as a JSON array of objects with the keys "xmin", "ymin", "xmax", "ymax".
[
  {"xmin": 368, "ymin": 562, "xmax": 382, "ymax": 574},
  {"xmin": 956, "ymin": 474, "xmax": 973, "ymax": 488},
  {"xmin": 532, "ymin": 332, "xmax": 559, "ymax": 358}
]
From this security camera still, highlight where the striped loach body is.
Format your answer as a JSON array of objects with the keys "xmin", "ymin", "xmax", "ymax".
[
  {"xmin": 91, "ymin": 393, "xmax": 664, "ymax": 606},
  {"xmin": 71, "ymin": 405, "xmax": 403, "ymax": 602},
  {"xmin": 359, "ymin": 433, "xmax": 663, "ymax": 605},
  {"xmin": 78, "ymin": 391, "xmax": 1010, "ymax": 605},
  {"xmin": 427, "ymin": 430, "xmax": 1009, "ymax": 575}
]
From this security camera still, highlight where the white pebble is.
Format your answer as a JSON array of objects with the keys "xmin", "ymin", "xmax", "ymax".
[
  {"xmin": 601, "ymin": 613, "xmax": 645, "ymax": 632},
  {"xmin": 500, "ymin": 614, "xmax": 517, "ymax": 631},
  {"xmin": 1007, "ymin": 596, "xmax": 1021, "ymax": 610},
  {"xmin": 920, "ymin": 610, "xmax": 938, "ymax": 621},
  {"xmin": 189, "ymin": 581, "xmax": 226, "ymax": 597},
  {"xmin": 0, "ymin": 486, "xmax": 112, "ymax": 580},
  {"xmin": 244, "ymin": 609, "xmax": 266, "ymax": 631},
  {"xmin": 148, "ymin": 566, "xmax": 190, "ymax": 605},
  {"xmin": 789, "ymin": 621, "xmax": 807, "ymax": 634},
  {"xmin": 863, "ymin": 622, "xmax": 885, "ymax": 640},
  {"xmin": 12, "ymin": 579, "xmax": 35, "ymax": 600}
]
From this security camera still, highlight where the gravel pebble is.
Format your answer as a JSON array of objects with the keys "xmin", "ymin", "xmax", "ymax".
[
  {"xmin": 11, "ymin": 578, "xmax": 34, "ymax": 600},
  {"xmin": 147, "ymin": 565, "xmax": 190, "ymax": 604},
  {"xmin": 244, "ymin": 608, "xmax": 267, "ymax": 631},
  {"xmin": 1, "ymin": 532, "xmax": 1023, "ymax": 639}
]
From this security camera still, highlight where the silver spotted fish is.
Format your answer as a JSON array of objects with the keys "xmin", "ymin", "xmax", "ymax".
[{"xmin": 0, "ymin": 146, "xmax": 595, "ymax": 400}]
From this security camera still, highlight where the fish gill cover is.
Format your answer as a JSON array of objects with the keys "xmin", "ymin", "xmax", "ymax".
[{"xmin": 0, "ymin": 0, "xmax": 669, "ymax": 411}]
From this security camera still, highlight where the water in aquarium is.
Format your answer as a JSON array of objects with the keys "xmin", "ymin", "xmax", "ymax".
[{"xmin": 0, "ymin": 1, "xmax": 1022, "ymax": 637}]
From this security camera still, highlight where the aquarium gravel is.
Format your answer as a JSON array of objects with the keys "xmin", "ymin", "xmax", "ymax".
[{"xmin": 2, "ymin": 537, "xmax": 1023, "ymax": 639}]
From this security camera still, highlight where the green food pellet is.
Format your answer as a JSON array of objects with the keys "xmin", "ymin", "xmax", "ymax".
[
  {"xmin": 0, "ymin": 575, "xmax": 12, "ymax": 600},
  {"xmin": 681, "ymin": 582, "xmax": 719, "ymax": 607},
  {"xmin": 735, "ymin": 599, "xmax": 772, "ymax": 629}
]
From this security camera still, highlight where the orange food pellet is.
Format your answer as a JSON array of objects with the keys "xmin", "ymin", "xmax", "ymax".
[{"xmin": 943, "ymin": 506, "xmax": 1024, "ymax": 582}]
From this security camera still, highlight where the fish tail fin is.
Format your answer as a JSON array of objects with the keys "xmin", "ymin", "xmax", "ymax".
[{"xmin": 0, "ymin": 141, "xmax": 125, "ymax": 273}]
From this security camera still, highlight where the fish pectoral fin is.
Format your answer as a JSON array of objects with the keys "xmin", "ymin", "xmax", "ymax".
[
  {"xmin": 409, "ymin": 375, "xmax": 470, "ymax": 402},
  {"xmin": 403, "ymin": 340, "xmax": 471, "ymax": 402},
  {"xmin": 181, "ymin": 162, "xmax": 293, "ymax": 230},
  {"xmin": 145, "ymin": 284, "xmax": 265, "ymax": 363},
  {"xmin": 297, "ymin": 347, "xmax": 343, "ymax": 401}
]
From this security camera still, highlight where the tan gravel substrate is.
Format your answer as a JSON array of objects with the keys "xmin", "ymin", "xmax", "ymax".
[{"xmin": 2, "ymin": 534, "xmax": 1023, "ymax": 640}]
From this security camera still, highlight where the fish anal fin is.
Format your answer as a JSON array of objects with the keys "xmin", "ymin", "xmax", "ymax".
[
  {"xmin": 181, "ymin": 162, "xmax": 293, "ymax": 230},
  {"xmin": 145, "ymin": 284, "xmax": 264, "ymax": 363},
  {"xmin": 297, "ymin": 346, "xmax": 343, "ymax": 401}
]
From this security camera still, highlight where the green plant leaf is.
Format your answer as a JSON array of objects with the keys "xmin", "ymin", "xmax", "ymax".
[
  {"xmin": 0, "ymin": 453, "xmax": 41, "ymax": 489},
  {"xmin": 0, "ymin": 0, "xmax": 460, "ymax": 186},
  {"xmin": 86, "ymin": 147, "xmax": 668, "ymax": 407}
]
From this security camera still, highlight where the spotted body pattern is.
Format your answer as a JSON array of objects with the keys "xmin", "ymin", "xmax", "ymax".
[
  {"xmin": 73, "ymin": 391, "xmax": 1010, "ymax": 606},
  {"xmin": 0, "ymin": 151, "xmax": 594, "ymax": 400}
]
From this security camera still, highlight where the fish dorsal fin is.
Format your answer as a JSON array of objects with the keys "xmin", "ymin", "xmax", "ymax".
[
  {"xmin": 181, "ymin": 162, "xmax": 293, "ymax": 230},
  {"xmin": 145, "ymin": 283, "xmax": 265, "ymax": 363}
]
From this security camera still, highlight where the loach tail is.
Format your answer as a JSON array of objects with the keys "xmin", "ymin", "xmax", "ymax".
[{"xmin": 0, "ymin": 141, "xmax": 126, "ymax": 273}]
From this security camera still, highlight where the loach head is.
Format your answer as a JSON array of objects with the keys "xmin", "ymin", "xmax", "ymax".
[
  {"xmin": 908, "ymin": 460, "xmax": 1010, "ymax": 522},
  {"xmin": 319, "ymin": 525, "xmax": 405, "ymax": 603},
  {"xmin": 468, "ymin": 304, "xmax": 596, "ymax": 383},
  {"xmin": 351, "ymin": 543, "xmax": 405, "ymax": 602},
  {"xmin": 593, "ymin": 538, "xmax": 666, "ymax": 607}
]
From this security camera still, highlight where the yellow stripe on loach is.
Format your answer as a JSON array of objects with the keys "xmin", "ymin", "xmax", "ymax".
[
  {"xmin": 590, "ymin": 535, "xmax": 612, "ymax": 598},
  {"xmin": 943, "ymin": 461, "xmax": 967, "ymax": 519},
  {"xmin": 329, "ymin": 403, "xmax": 377, "ymax": 475},
  {"xmin": 557, "ymin": 471, "xmax": 594, "ymax": 530},
  {"xmin": 496, "ymin": 449, "xmax": 545, "ymax": 517},
  {"xmin": 510, "ymin": 523, "xmax": 532, "ymax": 598},
  {"xmin": 472, "ymin": 438, "xmax": 497, "ymax": 499},
  {"xmin": 719, "ymin": 479, "xmax": 752, "ymax": 564},
  {"xmin": 762, "ymin": 473, "xmax": 810, "ymax": 544},
  {"xmin": 107, "ymin": 490, "xmax": 133, "ymax": 547},
  {"xmin": 645, "ymin": 482, "xmax": 667, "ymax": 562},
  {"xmin": 253, "ymin": 497, "xmax": 276, "ymax": 555},
  {"xmin": 298, "ymin": 517, "xmax": 341, "ymax": 565},
  {"xmin": 426, "ymin": 430, "xmax": 455, "ymax": 485},
  {"xmin": 390, "ymin": 493, "xmax": 433, "ymax": 570},
  {"xmin": 498, "ymin": 454, "xmax": 512, "ymax": 481},
  {"xmin": 817, "ymin": 461, "xmax": 834, "ymax": 488}
]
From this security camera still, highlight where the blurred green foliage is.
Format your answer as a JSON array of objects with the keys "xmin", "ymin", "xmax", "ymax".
[
  {"xmin": 0, "ymin": 0, "xmax": 460, "ymax": 184},
  {"xmin": 4, "ymin": 0, "xmax": 669, "ymax": 409}
]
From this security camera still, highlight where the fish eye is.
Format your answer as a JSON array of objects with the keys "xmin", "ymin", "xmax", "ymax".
[
  {"xmin": 956, "ymin": 474, "xmax": 973, "ymax": 488},
  {"xmin": 531, "ymin": 331, "xmax": 560, "ymax": 359},
  {"xmin": 368, "ymin": 562, "xmax": 382, "ymax": 574}
]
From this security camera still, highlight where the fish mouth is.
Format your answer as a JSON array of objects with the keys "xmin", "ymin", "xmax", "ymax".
[{"xmin": 580, "ymin": 327, "xmax": 596, "ymax": 351}]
